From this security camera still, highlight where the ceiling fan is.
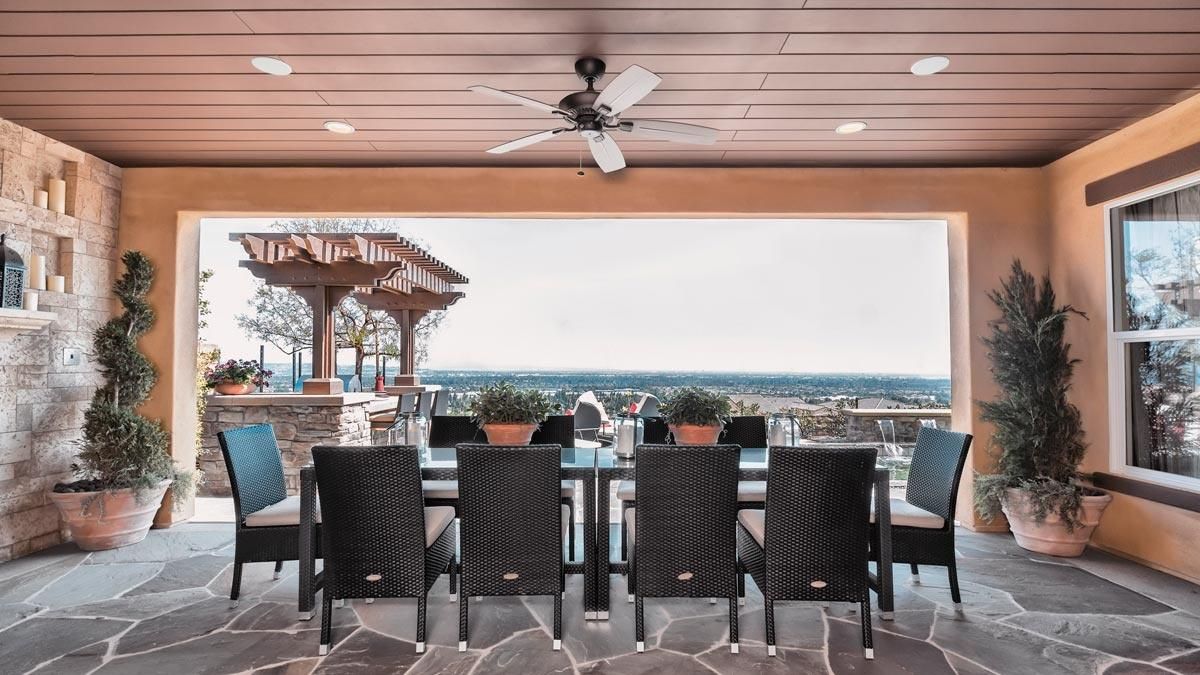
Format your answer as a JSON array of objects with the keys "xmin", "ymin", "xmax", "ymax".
[{"xmin": 467, "ymin": 57, "xmax": 719, "ymax": 173}]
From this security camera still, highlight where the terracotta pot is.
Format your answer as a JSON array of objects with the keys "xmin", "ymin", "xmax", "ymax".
[
  {"xmin": 669, "ymin": 423, "xmax": 724, "ymax": 445},
  {"xmin": 483, "ymin": 423, "xmax": 538, "ymax": 446},
  {"xmin": 48, "ymin": 481, "xmax": 171, "ymax": 551},
  {"xmin": 1001, "ymin": 487, "xmax": 1112, "ymax": 557},
  {"xmin": 214, "ymin": 381, "xmax": 255, "ymax": 395}
]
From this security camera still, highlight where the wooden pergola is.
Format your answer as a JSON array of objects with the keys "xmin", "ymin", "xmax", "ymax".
[{"xmin": 233, "ymin": 232, "xmax": 468, "ymax": 394}]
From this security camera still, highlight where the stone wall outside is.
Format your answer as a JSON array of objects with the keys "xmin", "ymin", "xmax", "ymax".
[
  {"xmin": 198, "ymin": 398, "xmax": 374, "ymax": 496},
  {"xmin": 843, "ymin": 409, "xmax": 952, "ymax": 444},
  {"xmin": 0, "ymin": 119, "xmax": 122, "ymax": 562}
]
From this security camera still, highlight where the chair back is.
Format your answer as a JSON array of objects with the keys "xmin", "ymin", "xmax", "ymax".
[
  {"xmin": 905, "ymin": 427, "xmax": 973, "ymax": 523},
  {"xmin": 531, "ymin": 415, "xmax": 576, "ymax": 447},
  {"xmin": 572, "ymin": 399, "xmax": 604, "ymax": 440},
  {"xmin": 311, "ymin": 445, "xmax": 429, "ymax": 598},
  {"xmin": 763, "ymin": 445, "xmax": 876, "ymax": 600},
  {"xmin": 428, "ymin": 415, "xmax": 483, "ymax": 447},
  {"xmin": 456, "ymin": 444, "xmax": 563, "ymax": 595},
  {"xmin": 398, "ymin": 392, "xmax": 418, "ymax": 414},
  {"xmin": 634, "ymin": 444, "xmax": 740, "ymax": 598},
  {"xmin": 642, "ymin": 416, "xmax": 670, "ymax": 444},
  {"xmin": 721, "ymin": 415, "xmax": 767, "ymax": 447},
  {"xmin": 217, "ymin": 424, "xmax": 288, "ymax": 523},
  {"xmin": 417, "ymin": 390, "xmax": 436, "ymax": 417}
]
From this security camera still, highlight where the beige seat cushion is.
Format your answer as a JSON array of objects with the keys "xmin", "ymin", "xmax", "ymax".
[
  {"xmin": 244, "ymin": 496, "xmax": 320, "ymax": 527},
  {"xmin": 423, "ymin": 480, "xmax": 576, "ymax": 500},
  {"xmin": 737, "ymin": 509, "xmax": 765, "ymax": 547},
  {"xmin": 563, "ymin": 504, "xmax": 571, "ymax": 539},
  {"xmin": 425, "ymin": 506, "xmax": 456, "ymax": 547},
  {"xmin": 624, "ymin": 507, "xmax": 636, "ymax": 546},
  {"xmin": 618, "ymin": 480, "xmax": 764, "ymax": 502},
  {"xmin": 871, "ymin": 498, "xmax": 945, "ymax": 529}
]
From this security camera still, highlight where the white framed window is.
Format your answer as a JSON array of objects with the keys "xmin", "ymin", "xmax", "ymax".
[{"xmin": 1106, "ymin": 171, "xmax": 1200, "ymax": 492}]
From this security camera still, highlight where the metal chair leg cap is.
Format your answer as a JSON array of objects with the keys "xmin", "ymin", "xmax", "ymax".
[
  {"xmin": 730, "ymin": 643, "xmax": 739, "ymax": 654},
  {"xmin": 628, "ymin": 594, "xmax": 635, "ymax": 604},
  {"xmin": 228, "ymin": 600, "xmax": 239, "ymax": 609},
  {"xmin": 273, "ymin": 572, "xmax": 282, "ymax": 580},
  {"xmin": 553, "ymin": 639, "xmax": 561, "ymax": 651},
  {"xmin": 865, "ymin": 648, "xmax": 875, "ymax": 660},
  {"xmin": 953, "ymin": 602, "xmax": 964, "ymax": 613},
  {"xmin": 458, "ymin": 641, "xmax": 467, "ymax": 653},
  {"xmin": 334, "ymin": 599, "xmax": 345, "ymax": 608},
  {"xmin": 450, "ymin": 595, "xmax": 457, "ymax": 603},
  {"xmin": 365, "ymin": 598, "xmax": 374, "ymax": 604},
  {"xmin": 416, "ymin": 642, "xmax": 425, "ymax": 654},
  {"xmin": 767, "ymin": 646, "xmax": 777, "ymax": 657},
  {"xmin": 636, "ymin": 641, "xmax": 645, "ymax": 653},
  {"xmin": 297, "ymin": 611, "xmax": 313, "ymax": 621},
  {"xmin": 881, "ymin": 611, "xmax": 895, "ymax": 621},
  {"xmin": 709, "ymin": 598, "xmax": 717, "ymax": 604},
  {"xmin": 318, "ymin": 644, "xmax": 329, "ymax": 656},
  {"xmin": 911, "ymin": 575, "xmax": 921, "ymax": 585},
  {"xmin": 739, "ymin": 597, "xmax": 746, "ymax": 606}
]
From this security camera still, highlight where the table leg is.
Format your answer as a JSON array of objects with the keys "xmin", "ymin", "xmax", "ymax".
[
  {"xmin": 595, "ymin": 473, "xmax": 611, "ymax": 619},
  {"xmin": 582, "ymin": 470, "xmax": 597, "ymax": 620},
  {"xmin": 875, "ymin": 470, "xmax": 894, "ymax": 620},
  {"xmin": 298, "ymin": 466, "xmax": 318, "ymax": 621}
]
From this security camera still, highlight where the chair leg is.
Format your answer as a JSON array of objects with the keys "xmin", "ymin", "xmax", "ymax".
[
  {"xmin": 273, "ymin": 560, "xmax": 284, "ymax": 580},
  {"xmin": 229, "ymin": 561, "xmax": 244, "ymax": 608},
  {"xmin": 553, "ymin": 592, "xmax": 562, "ymax": 651},
  {"xmin": 567, "ymin": 500, "xmax": 575, "ymax": 562},
  {"xmin": 627, "ymin": 551, "xmax": 636, "ymax": 603},
  {"xmin": 449, "ymin": 553, "xmax": 458, "ymax": 602},
  {"xmin": 737, "ymin": 567, "xmax": 746, "ymax": 605},
  {"xmin": 728, "ymin": 597, "xmax": 739, "ymax": 654},
  {"xmin": 635, "ymin": 595, "xmax": 645, "ymax": 652},
  {"xmin": 765, "ymin": 599, "xmax": 776, "ymax": 657},
  {"xmin": 948, "ymin": 559, "xmax": 963, "ymax": 611},
  {"xmin": 861, "ymin": 598, "xmax": 874, "ymax": 660},
  {"xmin": 620, "ymin": 502, "xmax": 629, "ymax": 563},
  {"xmin": 416, "ymin": 593, "xmax": 427, "ymax": 653},
  {"xmin": 458, "ymin": 589, "xmax": 469, "ymax": 652},
  {"xmin": 319, "ymin": 592, "xmax": 333, "ymax": 655},
  {"xmin": 910, "ymin": 562, "xmax": 920, "ymax": 584}
]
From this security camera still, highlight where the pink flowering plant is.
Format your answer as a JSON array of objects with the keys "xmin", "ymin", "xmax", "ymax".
[{"xmin": 205, "ymin": 359, "xmax": 273, "ymax": 389}]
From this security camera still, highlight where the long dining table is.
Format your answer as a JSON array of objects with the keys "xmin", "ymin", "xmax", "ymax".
[{"xmin": 296, "ymin": 442, "xmax": 894, "ymax": 622}]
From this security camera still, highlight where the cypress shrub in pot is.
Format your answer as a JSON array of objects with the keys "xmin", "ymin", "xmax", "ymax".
[
  {"xmin": 974, "ymin": 260, "xmax": 1110, "ymax": 557},
  {"xmin": 48, "ymin": 251, "xmax": 194, "ymax": 551},
  {"xmin": 469, "ymin": 382, "xmax": 554, "ymax": 445},
  {"xmin": 661, "ymin": 387, "xmax": 732, "ymax": 445}
]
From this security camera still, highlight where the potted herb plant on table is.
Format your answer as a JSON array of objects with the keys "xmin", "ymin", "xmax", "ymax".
[
  {"xmin": 661, "ymin": 387, "xmax": 732, "ymax": 445},
  {"xmin": 205, "ymin": 358, "xmax": 272, "ymax": 395},
  {"xmin": 469, "ymin": 382, "xmax": 554, "ymax": 445},
  {"xmin": 974, "ymin": 260, "xmax": 1110, "ymax": 557},
  {"xmin": 48, "ymin": 251, "xmax": 194, "ymax": 551}
]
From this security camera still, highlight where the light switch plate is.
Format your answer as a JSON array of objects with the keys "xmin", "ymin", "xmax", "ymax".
[{"xmin": 62, "ymin": 347, "xmax": 81, "ymax": 367}]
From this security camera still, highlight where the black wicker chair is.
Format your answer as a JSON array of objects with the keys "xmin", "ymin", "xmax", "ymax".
[
  {"xmin": 720, "ymin": 415, "xmax": 768, "ymax": 447},
  {"xmin": 627, "ymin": 444, "xmax": 741, "ymax": 654},
  {"xmin": 455, "ymin": 443, "xmax": 565, "ymax": 652},
  {"xmin": 738, "ymin": 445, "xmax": 877, "ymax": 659},
  {"xmin": 642, "ymin": 416, "xmax": 670, "ymax": 444},
  {"xmin": 311, "ymin": 444, "xmax": 456, "ymax": 656},
  {"xmin": 872, "ymin": 427, "xmax": 973, "ymax": 611},
  {"xmin": 218, "ymin": 424, "xmax": 319, "ymax": 608}
]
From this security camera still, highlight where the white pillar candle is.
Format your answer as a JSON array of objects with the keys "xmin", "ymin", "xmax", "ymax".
[
  {"xmin": 22, "ymin": 290, "xmax": 38, "ymax": 311},
  {"xmin": 47, "ymin": 179, "xmax": 66, "ymax": 214},
  {"xmin": 47, "ymin": 275, "xmax": 65, "ymax": 293},
  {"xmin": 28, "ymin": 254, "xmax": 46, "ymax": 290},
  {"xmin": 34, "ymin": 189, "xmax": 48, "ymax": 209}
]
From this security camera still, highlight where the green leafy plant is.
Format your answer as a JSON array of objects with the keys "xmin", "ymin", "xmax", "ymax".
[
  {"xmin": 469, "ymin": 382, "xmax": 555, "ymax": 426},
  {"xmin": 974, "ymin": 260, "xmax": 1089, "ymax": 530},
  {"xmin": 205, "ymin": 358, "xmax": 273, "ymax": 388},
  {"xmin": 60, "ymin": 251, "xmax": 193, "ymax": 504},
  {"xmin": 660, "ymin": 387, "xmax": 733, "ymax": 427}
]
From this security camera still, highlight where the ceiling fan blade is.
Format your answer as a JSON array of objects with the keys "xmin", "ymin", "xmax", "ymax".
[
  {"xmin": 485, "ymin": 128, "xmax": 567, "ymax": 154},
  {"xmin": 594, "ymin": 65, "xmax": 662, "ymax": 116},
  {"xmin": 621, "ymin": 120, "xmax": 719, "ymax": 145},
  {"xmin": 587, "ymin": 132, "xmax": 626, "ymax": 173},
  {"xmin": 467, "ymin": 85, "xmax": 565, "ymax": 115}
]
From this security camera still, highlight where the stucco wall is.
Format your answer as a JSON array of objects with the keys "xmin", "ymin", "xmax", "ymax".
[
  {"xmin": 0, "ymin": 119, "xmax": 121, "ymax": 561},
  {"xmin": 1046, "ymin": 93, "xmax": 1200, "ymax": 584}
]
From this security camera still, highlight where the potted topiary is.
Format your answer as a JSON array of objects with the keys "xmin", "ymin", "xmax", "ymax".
[
  {"xmin": 469, "ymin": 382, "xmax": 554, "ymax": 445},
  {"xmin": 205, "ymin": 358, "xmax": 272, "ymax": 395},
  {"xmin": 48, "ymin": 251, "xmax": 194, "ymax": 551},
  {"xmin": 974, "ymin": 260, "xmax": 1110, "ymax": 557},
  {"xmin": 661, "ymin": 387, "xmax": 732, "ymax": 445}
]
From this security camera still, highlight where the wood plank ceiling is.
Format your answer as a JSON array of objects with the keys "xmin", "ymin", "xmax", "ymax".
[{"xmin": 2, "ymin": 1, "xmax": 1200, "ymax": 168}]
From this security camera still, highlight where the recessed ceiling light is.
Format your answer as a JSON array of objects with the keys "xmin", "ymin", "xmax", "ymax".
[
  {"xmin": 910, "ymin": 56, "xmax": 950, "ymax": 76},
  {"xmin": 835, "ymin": 121, "xmax": 868, "ymax": 135},
  {"xmin": 251, "ymin": 56, "xmax": 292, "ymax": 76},
  {"xmin": 323, "ymin": 120, "xmax": 356, "ymax": 135}
]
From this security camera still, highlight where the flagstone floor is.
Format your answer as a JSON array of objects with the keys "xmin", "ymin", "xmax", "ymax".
[{"xmin": 1, "ymin": 523, "xmax": 1199, "ymax": 674}]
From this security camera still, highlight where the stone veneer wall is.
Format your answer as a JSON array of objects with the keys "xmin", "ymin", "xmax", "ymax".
[
  {"xmin": 843, "ymin": 408, "xmax": 952, "ymax": 444},
  {"xmin": 0, "ymin": 118, "xmax": 122, "ymax": 562},
  {"xmin": 198, "ymin": 396, "xmax": 376, "ymax": 496}
]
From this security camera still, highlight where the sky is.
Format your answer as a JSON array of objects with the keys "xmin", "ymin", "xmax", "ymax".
[{"xmin": 199, "ymin": 217, "xmax": 951, "ymax": 376}]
